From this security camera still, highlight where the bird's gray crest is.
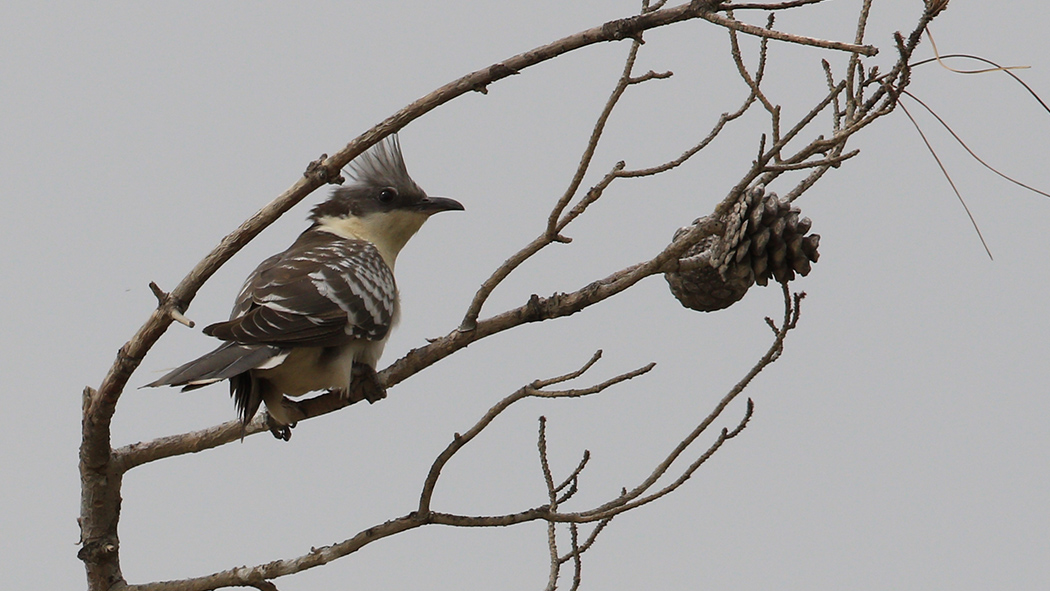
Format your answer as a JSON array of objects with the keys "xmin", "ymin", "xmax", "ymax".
[
  {"xmin": 311, "ymin": 134, "xmax": 427, "ymax": 221},
  {"xmin": 344, "ymin": 134, "xmax": 424, "ymax": 197}
]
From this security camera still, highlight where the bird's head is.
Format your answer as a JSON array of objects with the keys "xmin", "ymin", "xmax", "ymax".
[{"xmin": 309, "ymin": 134, "xmax": 463, "ymax": 266}]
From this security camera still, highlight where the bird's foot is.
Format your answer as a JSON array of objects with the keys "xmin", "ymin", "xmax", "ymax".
[
  {"xmin": 346, "ymin": 363, "xmax": 387, "ymax": 404},
  {"xmin": 264, "ymin": 397, "xmax": 305, "ymax": 441},
  {"xmin": 266, "ymin": 414, "xmax": 295, "ymax": 441}
]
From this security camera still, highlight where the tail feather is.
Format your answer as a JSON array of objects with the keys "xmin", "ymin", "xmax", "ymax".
[
  {"xmin": 230, "ymin": 372, "xmax": 265, "ymax": 427},
  {"xmin": 146, "ymin": 342, "xmax": 284, "ymax": 390}
]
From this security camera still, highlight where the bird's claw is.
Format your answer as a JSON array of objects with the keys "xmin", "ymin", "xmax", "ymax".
[
  {"xmin": 265, "ymin": 411, "xmax": 297, "ymax": 441},
  {"xmin": 349, "ymin": 363, "xmax": 387, "ymax": 404}
]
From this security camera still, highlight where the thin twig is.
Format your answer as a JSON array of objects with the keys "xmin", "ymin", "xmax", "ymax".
[
  {"xmin": 728, "ymin": 20, "xmax": 777, "ymax": 119},
  {"xmin": 539, "ymin": 416, "xmax": 561, "ymax": 591},
  {"xmin": 526, "ymin": 363, "xmax": 656, "ymax": 399},
  {"xmin": 616, "ymin": 92, "xmax": 758, "ymax": 177},
  {"xmin": 723, "ymin": 0, "xmax": 827, "ymax": 9},
  {"xmin": 700, "ymin": 10, "xmax": 877, "ymax": 56},
  {"xmin": 554, "ymin": 451, "xmax": 591, "ymax": 497},
  {"xmin": 568, "ymin": 522, "xmax": 583, "ymax": 591},
  {"xmin": 822, "ymin": 60, "xmax": 843, "ymax": 131},
  {"xmin": 844, "ymin": 0, "xmax": 874, "ymax": 121},
  {"xmin": 762, "ymin": 149, "xmax": 859, "ymax": 171},
  {"xmin": 533, "ymin": 351, "xmax": 604, "ymax": 389},
  {"xmin": 560, "ymin": 517, "xmax": 613, "ymax": 563}
]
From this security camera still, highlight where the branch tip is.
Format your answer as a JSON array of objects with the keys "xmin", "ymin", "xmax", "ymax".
[
  {"xmin": 531, "ymin": 350, "xmax": 604, "ymax": 389},
  {"xmin": 170, "ymin": 309, "xmax": 195, "ymax": 328},
  {"xmin": 148, "ymin": 281, "xmax": 167, "ymax": 303}
]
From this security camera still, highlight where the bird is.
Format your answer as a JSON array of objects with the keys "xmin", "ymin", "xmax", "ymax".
[{"xmin": 147, "ymin": 135, "xmax": 463, "ymax": 439}]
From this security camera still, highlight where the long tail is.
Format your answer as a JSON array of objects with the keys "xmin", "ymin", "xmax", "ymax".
[{"xmin": 145, "ymin": 342, "xmax": 284, "ymax": 391}]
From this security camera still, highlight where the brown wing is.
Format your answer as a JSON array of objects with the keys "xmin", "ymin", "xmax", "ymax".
[{"xmin": 204, "ymin": 230, "xmax": 397, "ymax": 348}]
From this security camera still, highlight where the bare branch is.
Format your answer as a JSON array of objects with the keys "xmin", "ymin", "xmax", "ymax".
[
  {"xmin": 533, "ymin": 350, "xmax": 604, "ymax": 389},
  {"xmin": 727, "ymin": 14, "xmax": 778, "ymax": 132},
  {"xmin": 781, "ymin": 159, "xmax": 838, "ymax": 203},
  {"xmin": 700, "ymin": 10, "xmax": 876, "ymax": 56},
  {"xmin": 617, "ymin": 104, "xmax": 752, "ymax": 176},
  {"xmin": 428, "ymin": 288, "xmax": 802, "ymax": 533},
  {"xmin": 149, "ymin": 282, "xmax": 195, "ymax": 328},
  {"xmin": 724, "ymin": 0, "xmax": 828, "ymax": 10},
  {"xmin": 561, "ymin": 517, "xmax": 614, "ymax": 563},
  {"xmin": 539, "ymin": 417, "xmax": 558, "ymax": 506},
  {"xmin": 568, "ymin": 523, "xmax": 583, "ymax": 591},
  {"xmin": 763, "ymin": 149, "xmax": 859, "ymax": 171},
  {"xmin": 555, "ymin": 451, "xmax": 591, "ymax": 498},
  {"xmin": 822, "ymin": 59, "xmax": 843, "ymax": 131},
  {"xmin": 618, "ymin": 25, "xmax": 765, "ymax": 179},
  {"xmin": 539, "ymin": 417, "xmax": 561, "ymax": 591},
  {"xmin": 543, "ymin": 518, "xmax": 560, "ymax": 591},
  {"xmin": 845, "ymin": 0, "xmax": 874, "ymax": 120},
  {"xmin": 122, "ymin": 513, "xmax": 429, "ymax": 591},
  {"xmin": 526, "ymin": 363, "xmax": 656, "ymax": 399},
  {"xmin": 627, "ymin": 69, "xmax": 674, "ymax": 84}
]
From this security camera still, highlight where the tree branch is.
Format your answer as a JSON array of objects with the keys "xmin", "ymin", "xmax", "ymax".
[{"xmin": 701, "ymin": 10, "xmax": 876, "ymax": 56}]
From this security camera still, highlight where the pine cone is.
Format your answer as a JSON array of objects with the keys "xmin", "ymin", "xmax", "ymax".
[{"xmin": 665, "ymin": 185, "xmax": 820, "ymax": 312}]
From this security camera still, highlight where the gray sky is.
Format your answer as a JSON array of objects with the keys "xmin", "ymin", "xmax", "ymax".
[{"xmin": 3, "ymin": 1, "xmax": 1048, "ymax": 589}]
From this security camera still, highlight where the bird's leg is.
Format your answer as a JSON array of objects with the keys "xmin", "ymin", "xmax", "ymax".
[{"xmin": 346, "ymin": 363, "xmax": 387, "ymax": 404}]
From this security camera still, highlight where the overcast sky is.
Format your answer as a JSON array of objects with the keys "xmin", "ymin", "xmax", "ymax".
[{"xmin": 3, "ymin": 1, "xmax": 1048, "ymax": 589}]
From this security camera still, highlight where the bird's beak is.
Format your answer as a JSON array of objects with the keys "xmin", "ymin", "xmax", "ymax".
[{"xmin": 416, "ymin": 196, "xmax": 465, "ymax": 215}]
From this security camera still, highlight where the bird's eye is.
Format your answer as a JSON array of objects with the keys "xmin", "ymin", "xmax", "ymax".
[{"xmin": 378, "ymin": 188, "xmax": 397, "ymax": 203}]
